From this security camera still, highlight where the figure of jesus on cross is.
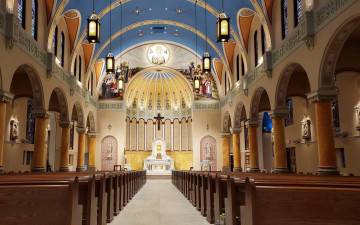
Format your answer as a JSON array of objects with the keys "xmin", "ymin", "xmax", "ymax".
[{"xmin": 154, "ymin": 113, "xmax": 164, "ymax": 131}]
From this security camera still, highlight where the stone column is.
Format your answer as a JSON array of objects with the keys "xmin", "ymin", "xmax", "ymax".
[
  {"xmin": 88, "ymin": 132, "xmax": 97, "ymax": 171},
  {"xmin": 221, "ymin": 132, "xmax": 231, "ymax": 172},
  {"xmin": 308, "ymin": 89, "xmax": 339, "ymax": 175},
  {"xmin": 76, "ymin": 127, "xmax": 86, "ymax": 172},
  {"xmin": 247, "ymin": 120, "xmax": 260, "ymax": 173},
  {"xmin": 31, "ymin": 110, "xmax": 50, "ymax": 172},
  {"xmin": 270, "ymin": 109, "xmax": 289, "ymax": 173},
  {"xmin": 0, "ymin": 91, "xmax": 14, "ymax": 174},
  {"xmin": 232, "ymin": 127, "xmax": 242, "ymax": 172},
  {"xmin": 59, "ymin": 121, "xmax": 71, "ymax": 172}
]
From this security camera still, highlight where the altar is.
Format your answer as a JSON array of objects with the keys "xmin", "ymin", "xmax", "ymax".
[{"xmin": 143, "ymin": 138, "xmax": 174, "ymax": 175}]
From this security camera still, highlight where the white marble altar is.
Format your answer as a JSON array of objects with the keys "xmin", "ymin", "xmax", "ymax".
[{"xmin": 144, "ymin": 138, "xmax": 174, "ymax": 174}]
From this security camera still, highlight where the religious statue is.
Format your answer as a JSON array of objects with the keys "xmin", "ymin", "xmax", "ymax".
[
  {"xmin": 189, "ymin": 61, "xmax": 195, "ymax": 80},
  {"xmin": 106, "ymin": 143, "xmax": 113, "ymax": 160},
  {"xmin": 302, "ymin": 115, "xmax": 311, "ymax": 140},
  {"xmin": 10, "ymin": 119, "xmax": 18, "ymax": 141},
  {"xmin": 205, "ymin": 143, "xmax": 212, "ymax": 159},
  {"xmin": 205, "ymin": 79, "xmax": 212, "ymax": 98}
]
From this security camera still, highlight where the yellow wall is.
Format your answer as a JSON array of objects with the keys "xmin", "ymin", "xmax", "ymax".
[{"xmin": 125, "ymin": 150, "xmax": 193, "ymax": 171}]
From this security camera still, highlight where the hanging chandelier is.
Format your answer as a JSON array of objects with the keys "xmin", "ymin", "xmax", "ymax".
[
  {"xmin": 216, "ymin": 0, "xmax": 230, "ymax": 43},
  {"xmin": 202, "ymin": 0, "xmax": 211, "ymax": 74},
  {"xmin": 106, "ymin": 0, "xmax": 115, "ymax": 74},
  {"xmin": 194, "ymin": 1, "xmax": 200, "ymax": 92},
  {"xmin": 118, "ymin": 2, "xmax": 124, "ymax": 93},
  {"xmin": 87, "ymin": 0, "xmax": 100, "ymax": 43}
]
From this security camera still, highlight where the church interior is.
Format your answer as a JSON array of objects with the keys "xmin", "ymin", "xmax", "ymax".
[{"xmin": 0, "ymin": 0, "xmax": 360, "ymax": 224}]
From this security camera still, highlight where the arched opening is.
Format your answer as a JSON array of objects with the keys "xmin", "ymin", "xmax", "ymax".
[
  {"xmin": 69, "ymin": 102, "xmax": 84, "ymax": 171},
  {"xmin": 250, "ymin": 87, "xmax": 271, "ymax": 172},
  {"xmin": 234, "ymin": 102, "xmax": 248, "ymax": 171},
  {"xmin": 101, "ymin": 136, "xmax": 118, "ymax": 171}
]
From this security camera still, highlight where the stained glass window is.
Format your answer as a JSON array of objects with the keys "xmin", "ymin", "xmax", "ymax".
[
  {"xmin": 53, "ymin": 26, "xmax": 58, "ymax": 56},
  {"xmin": 60, "ymin": 32, "xmax": 65, "ymax": 67},
  {"xmin": 261, "ymin": 26, "xmax": 266, "ymax": 55},
  {"xmin": 18, "ymin": 0, "xmax": 25, "ymax": 29},
  {"xmin": 281, "ymin": 0, "xmax": 288, "ymax": 39},
  {"xmin": 244, "ymin": 121, "xmax": 249, "ymax": 150},
  {"xmin": 263, "ymin": 112, "xmax": 273, "ymax": 132},
  {"xmin": 26, "ymin": 99, "xmax": 35, "ymax": 144},
  {"xmin": 69, "ymin": 122, "xmax": 74, "ymax": 150},
  {"xmin": 74, "ymin": 57, "xmax": 77, "ymax": 76},
  {"xmin": 31, "ymin": 0, "xmax": 38, "ymax": 40},
  {"xmin": 236, "ymin": 55, "xmax": 240, "ymax": 81},
  {"xmin": 332, "ymin": 99, "xmax": 341, "ymax": 135},
  {"xmin": 241, "ymin": 57, "xmax": 245, "ymax": 76},
  {"xmin": 79, "ymin": 56, "xmax": 82, "ymax": 82},
  {"xmin": 285, "ymin": 98, "xmax": 294, "ymax": 126},
  {"xmin": 254, "ymin": 31, "xmax": 258, "ymax": 66},
  {"xmin": 294, "ymin": 0, "xmax": 302, "ymax": 27}
]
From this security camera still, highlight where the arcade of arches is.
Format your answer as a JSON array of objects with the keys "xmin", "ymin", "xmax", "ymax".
[{"xmin": 0, "ymin": 0, "xmax": 360, "ymax": 178}]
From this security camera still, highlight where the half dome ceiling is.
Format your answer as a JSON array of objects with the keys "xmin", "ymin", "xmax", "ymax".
[
  {"xmin": 52, "ymin": 0, "xmax": 270, "ymax": 71},
  {"xmin": 125, "ymin": 68, "xmax": 193, "ymax": 112}
]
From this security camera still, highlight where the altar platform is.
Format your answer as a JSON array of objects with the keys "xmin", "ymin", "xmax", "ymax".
[{"xmin": 146, "ymin": 174, "xmax": 171, "ymax": 179}]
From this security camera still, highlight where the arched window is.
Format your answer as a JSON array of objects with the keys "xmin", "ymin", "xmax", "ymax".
[
  {"xmin": 241, "ymin": 56, "xmax": 245, "ymax": 76},
  {"xmin": 261, "ymin": 25, "xmax": 266, "ymax": 55},
  {"xmin": 281, "ymin": 0, "xmax": 288, "ymax": 39},
  {"xmin": 18, "ymin": 0, "xmax": 26, "ymax": 29},
  {"xmin": 78, "ymin": 56, "xmax": 82, "ymax": 82},
  {"xmin": 294, "ymin": 0, "xmax": 302, "ymax": 27},
  {"xmin": 236, "ymin": 55, "xmax": 240, "ymax": 82},
  {"xmin": 285, "ymin": 98, "xmax": 294, "ymax": 126},
  {"xmin": 225, "ymin": 72, "xmax": 227, "ymax": 95},
  {"xmin": 53, "ymin": 26, "xmax": 58, "ymax": 56},
  {"xmin": 60, "ymin": 32, "xmax": 65, "ymax": 67},
  {"xmin": 91, "ymin": 72, "xmax": 94, "ymax": 95},
  {"xmin": 26, "ymin": 99, "xmax": 35, "ymax": 144},
  {"xmin": 254, "ymin": 30, "xmax": 258, "ymax": 67},
  {"xmin": 31, "ymin": 0, "xmax": 38, "ymax": 40},
  {"xmin": 73, "ymin": 57, "xmax": 77, "ymax": 76}
]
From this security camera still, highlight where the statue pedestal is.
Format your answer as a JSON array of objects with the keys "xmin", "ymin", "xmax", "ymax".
[{"xmin": 201, "ymin": 159, "xmax": 211, "ymax": 171}]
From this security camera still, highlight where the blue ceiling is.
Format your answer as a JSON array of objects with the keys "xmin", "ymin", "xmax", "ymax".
[{"xmin": 57, "ymin": 0, "xmax": 258, "ymax": 68}]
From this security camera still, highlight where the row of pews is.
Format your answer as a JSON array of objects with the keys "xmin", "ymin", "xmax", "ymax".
[
  {"xmin": 0, "ymin": 170, "xmax": 146, "ymax": 225},
  {"xmin": 172, "ymin": 170, "xmax": 360, "ymax": 225}
]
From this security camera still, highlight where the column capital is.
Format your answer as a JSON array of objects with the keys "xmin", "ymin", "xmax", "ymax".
[
  {"xmin": 246, "ymin": 120, "xmax": 260, "ymax": 127},
  {"xmin": 59, "ymin": 120, "xmax": 72, "ymax": 128},
  {"xmin": 307, "ymin": 88, "xmax": 337, "ymax": 103},
  {"xmin": 32, "ymin": 109, "xmax": 51, "ymax": 118},
  {"xmin": 76, "ymin": 127, "xmax": 87, "ymax": 133},
  {"xmin": 220, "ymin": 132, "xmax": 230, "ymax": 138},
  {"xmin": 0, "ymin": 90, "xmax": 14, "ymax": 103},
  {"xmin": 269, "ymin": 108, "xmax": 289, "ymax": 118},
  {"xmin": 232, "ymin": 127, "xmax": 242, "ymax": 133},
  {"xmin": 88, "ymin": 132, "xmax": 97, "ymax": 138}
]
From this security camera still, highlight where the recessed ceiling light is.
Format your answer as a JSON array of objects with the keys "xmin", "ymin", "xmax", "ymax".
[{"xmin": 165, "ymin": 8, "xmax": 168, "ymax": 11}]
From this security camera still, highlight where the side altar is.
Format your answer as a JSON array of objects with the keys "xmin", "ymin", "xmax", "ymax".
[{"xmin": 143, "ymin": 138, "xmax": 174, "ymax": 174}]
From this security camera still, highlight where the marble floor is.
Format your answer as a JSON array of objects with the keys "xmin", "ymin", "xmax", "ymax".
[{"xmin": 110, "ymin": 179, "xmax": 210, "ymax": 225}]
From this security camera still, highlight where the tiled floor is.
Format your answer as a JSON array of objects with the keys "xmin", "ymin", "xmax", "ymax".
[{"xmin": 110, "ymin": 179, "xmax": 210, "ymax": 225}]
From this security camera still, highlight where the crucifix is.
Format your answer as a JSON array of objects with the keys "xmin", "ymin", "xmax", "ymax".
[{"xmin": 154, "ymin": 113, "xmax": 164, "ymax": 131}]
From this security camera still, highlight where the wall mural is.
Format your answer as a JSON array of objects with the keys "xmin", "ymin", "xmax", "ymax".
[
  {"xmin": 101, "ymin": 136, "xmax": 118, "ymax": 171},
  {"xmin": 200, "ymin": 135, "xmax": 217, "ymax": 171}
]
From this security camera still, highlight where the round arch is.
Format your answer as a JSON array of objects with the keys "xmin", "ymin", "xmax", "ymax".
[
  {"xmin": 86, "ymin": 111, "xmax": 96, "ymax": 133},
  {"xmin": 71, "ymin": 102, "xmax": 85, "ymax": 128},
  {"xmin": 234, "ymin": 102, "xmax": 247, "ymax": 128},
  {"xmin": 319, "ymin": 15, "xmax": 360, "ymax": 89},
  {"xmin": 10, "ymin": 64, "xmax": 45, "ymax": 110},
  {"xmin": 275, "ymin": 63, "xmax": 311, "ymax": 109},
  {"xmin": 249, "ymin": 87, "xmax": 271, "ymax": 120},
  {"xmin": 49, "ymin": 87, "xmax": 69, "ymax": 122}
]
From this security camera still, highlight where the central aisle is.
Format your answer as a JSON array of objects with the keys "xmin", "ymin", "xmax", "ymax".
[{"xmin": 110, "ymin": 179, "xmax": 210, "ymax": 225}]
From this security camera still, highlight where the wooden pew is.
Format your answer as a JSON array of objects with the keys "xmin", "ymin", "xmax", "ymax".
[
  {"xmin": 0, "ymin": 177, "xmax": 83, "ymax": 225},
  {"xmin": 242, "ymin": 177, "xmax": 360, "ymax": 225}
]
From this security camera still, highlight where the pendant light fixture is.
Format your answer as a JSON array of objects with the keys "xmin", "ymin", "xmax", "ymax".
[
  {"xmin": 216, "ymin": 0, "xmax": 230, "ymax": 43},
  {"xmin": 118, "ymin": 2, "xmax": 124, "ymax": 93},
  {"xmin": 106, "ymin": 0, "xmax": 115, "ymax": 74},
  {"xmin": 194, "ymin": 1, "xmax": 200, "ymax": 92},
  {"xmin": 87, "ymin": 0, "xmax": 100, "ymax": 43},
  {"xmin": 202, "ymin": 0, "xmax": 211, "ymax": 74}
]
